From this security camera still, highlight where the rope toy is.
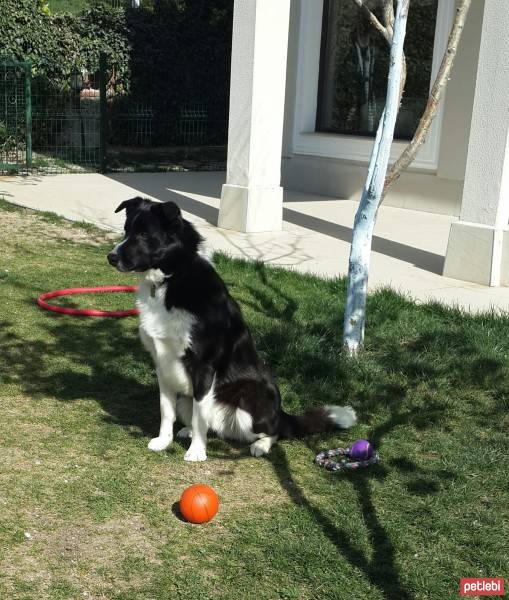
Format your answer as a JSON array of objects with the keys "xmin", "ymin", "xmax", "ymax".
[
  {"xmin": 315, "ymin": 439, "xmax": 379, "ymax": 472},
  {"xmin": 37, "ymin": 286, "xmax": 139, "ymax": 318}
]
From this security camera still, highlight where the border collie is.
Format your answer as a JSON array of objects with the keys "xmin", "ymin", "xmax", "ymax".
[{"xmin": 108, "ymin": 197, "xmax": 356, "ymax": 461}]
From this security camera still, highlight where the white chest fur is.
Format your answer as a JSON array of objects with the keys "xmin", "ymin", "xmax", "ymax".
[
  {"xmin": 136, "ymin": 270, "xmax": 195, "ymax": 397},
  {"xmin": 136, "ymin": 270, "xmax": 195, "ymax": 345}
]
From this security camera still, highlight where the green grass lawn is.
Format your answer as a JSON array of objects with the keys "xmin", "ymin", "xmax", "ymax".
[{"xmin": 0, "ymin": 198, "xmax": 507, "ymax": 600}]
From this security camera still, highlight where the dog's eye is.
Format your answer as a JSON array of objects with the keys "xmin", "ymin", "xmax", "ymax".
[{"xmin": 139, "ymin": 232, "xmax": 149, "ymax": 239}]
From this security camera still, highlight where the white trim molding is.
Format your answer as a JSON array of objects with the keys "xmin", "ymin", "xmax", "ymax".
[{"xmin": 292, "ymin": 0, "xmax": 455, "ymax": 170}]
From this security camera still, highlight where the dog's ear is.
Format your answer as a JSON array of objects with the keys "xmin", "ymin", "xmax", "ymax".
[
  {"xmin": 161, "ymin": 201, "xmax": 182, "ymax": 224},
  {"xmin": 114, "ymin": 197, "xmax": 144, "ymax": 214}
]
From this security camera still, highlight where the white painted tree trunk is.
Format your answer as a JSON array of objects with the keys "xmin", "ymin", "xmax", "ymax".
[{"xmin": 343, "ymin": 0, "xmax": 410, "ymax": 354}]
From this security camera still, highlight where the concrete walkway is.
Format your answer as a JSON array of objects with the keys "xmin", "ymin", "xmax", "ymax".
[{"xmin": 2, "ymin": 171, "xmax": 509, "ymax": 313}]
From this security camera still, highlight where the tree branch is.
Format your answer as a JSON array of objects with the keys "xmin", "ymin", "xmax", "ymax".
[
  {"xmin": 351, "ymin": 0, "xmax": 406, "ymax": 112},
  {"xmin": 382, "ymin": 0, "xmax": 394, "ymax": 38},
  {"xmin": 382, "ymin": 0, "xmax": 472, "ymax": 196},
  {"xmin": 351, "ymin": 0, "xmax": 391, "ymax": 44}
]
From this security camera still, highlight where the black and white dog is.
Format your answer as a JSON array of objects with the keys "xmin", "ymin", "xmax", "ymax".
[{"xmin": 108, "ymin": 197, "xmax": 356, "ymax": 461}]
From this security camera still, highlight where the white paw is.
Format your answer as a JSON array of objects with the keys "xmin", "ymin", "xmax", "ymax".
[
  {"xmin": 147, "ymin": 436, "xmax": 172, "ymax": 452},
  {"xmin": 184, "ymin": 445, "xmax": 207, "ymax": 462},
  {"xmin": 326, "ymin": 405, "xmax": 358, "ymax": 429},
  {"xmin": 176, "ymin": 427, "xmax": 192, "ymax": 439},
  {"xmin": 250, "ymin": 438, "xmax": 272, "ymax": 457}
]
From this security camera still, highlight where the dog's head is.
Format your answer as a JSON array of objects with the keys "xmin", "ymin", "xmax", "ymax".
[{"xmin": 107, "ymin": 197, "xmax": 202, "ymax": 273}]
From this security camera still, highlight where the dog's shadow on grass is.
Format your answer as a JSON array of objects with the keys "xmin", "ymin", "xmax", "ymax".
[{"xmin": 0, "ymin": 314, "xmax": 161, "ymax": 437}]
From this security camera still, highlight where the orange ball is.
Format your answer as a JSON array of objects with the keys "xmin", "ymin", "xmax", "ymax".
[{"xmin": 179, "ymin": 484, "xmax": 219, "ymax": 524}]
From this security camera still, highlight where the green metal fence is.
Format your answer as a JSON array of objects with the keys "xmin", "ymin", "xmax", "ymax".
[
  {"xmin": 0, "ymin": 54, "xmax": 227, "ymax": 175},
  {"xmin": 178, "ymin": 103, "xmax": 208, "ymax": 145},
  {"xmin": 0, "ymin": 60, "xmax": 31, "ymax": 173},
  {"xmin": 31, "ymin": 66, "xmax": 103, "ymax": 174}
]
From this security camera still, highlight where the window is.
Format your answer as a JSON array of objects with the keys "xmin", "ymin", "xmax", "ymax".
[{"xmin": 316, "ymin": 0, "xmax": 438, "ymax": 140}]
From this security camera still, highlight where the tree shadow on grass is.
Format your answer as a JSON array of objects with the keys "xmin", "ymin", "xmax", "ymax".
[
  {"xmin": 267, "ymin": 400, "xmax": 457, "ymax": 599},
  {"xmin": 238, "ymin": 271, "xmax": 416, "ymax": 597},
  {"xmin": 243, "ymin": 264, "xmax": 508, "ymax": 599},
  {"xmin": 271, "ymin": 444, "xmax": 413, "ymax": 600}
]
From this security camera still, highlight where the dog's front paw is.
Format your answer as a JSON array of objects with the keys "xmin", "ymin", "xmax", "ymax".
[
  {"xmin": 184, "ymin": 445, "xmax": 207, "ymax": 462},
  {"xmin": 148, "ymin": 435, "xmax": 172, "ymax": 452},
  {"xmin": 176, "ymin": 427, "xmax": 192, "ymax": 439}
]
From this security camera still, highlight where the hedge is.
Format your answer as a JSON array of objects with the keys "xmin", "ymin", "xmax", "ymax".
[
  {"xmin": 0, "ymin": 0, "xmax": 232, "ymax": 102},
  {"xmin": 0, "ymin": 0, "xmax": 130, "ymax": 92}
]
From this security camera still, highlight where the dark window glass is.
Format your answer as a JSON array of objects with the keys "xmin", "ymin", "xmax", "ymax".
[{"xmin": 316, "ymin": 0, "xmax": 438, "ymax": 140}]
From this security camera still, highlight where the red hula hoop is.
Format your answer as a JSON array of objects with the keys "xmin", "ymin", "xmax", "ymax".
[{"xmin": 37, "ymin": 286, "xmax": 140, "ymax": 318}]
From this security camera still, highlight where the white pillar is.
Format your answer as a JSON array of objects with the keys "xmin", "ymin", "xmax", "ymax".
[
  {"xmin": 218, "ymin": 0, "xmax": 291, "ymax": 233},
  {"xmin": 444, "ymin": 0, "xmax": 509, "ymax": 286}
]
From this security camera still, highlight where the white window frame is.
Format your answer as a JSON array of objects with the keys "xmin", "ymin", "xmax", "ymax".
[{"xmin": 292, "ymin": 0, "xmax": 455, "ymax": 170}]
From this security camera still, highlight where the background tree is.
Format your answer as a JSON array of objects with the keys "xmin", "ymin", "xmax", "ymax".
[
  {"xmin": 343, "ymin": 0, "xmax": 472, "ymax": 354},
  {"xmin": 343, "ymin": 0, "xmax": 410, "ymax": 355}
]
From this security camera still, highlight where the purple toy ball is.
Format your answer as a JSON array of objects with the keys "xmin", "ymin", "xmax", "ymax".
[{"xmin": 349, "ymin": 439, "xmax": 374, "ymax": 461}]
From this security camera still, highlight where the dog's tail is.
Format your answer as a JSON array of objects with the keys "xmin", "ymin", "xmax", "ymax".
[{"xmin": 278, "ymin": 405, "xmax": 357, "ymax": 439}]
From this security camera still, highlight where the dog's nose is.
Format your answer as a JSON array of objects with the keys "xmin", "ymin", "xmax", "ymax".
[{"xmin": 107, "ymin": 252, "xmax": 119, "ymax": 266}]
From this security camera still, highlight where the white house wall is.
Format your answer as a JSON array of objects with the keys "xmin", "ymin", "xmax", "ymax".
[
  {"xmin": 436, "ymin": 0, "xmax": 484, "ymax": 182},
  {"xmin": 444, "ymin": 0, "xmax": 509, "ymax": 286},
  {"xmin": 281, "ymin": 0, "xmax": 484, "ymax": 217}
]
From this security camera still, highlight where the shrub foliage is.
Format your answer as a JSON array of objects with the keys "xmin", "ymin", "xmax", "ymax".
[
  {"xmin": 0, "ymin": 0, "xmax": 130, "ymax": 91},
  {"xmin": 0, "ymin": 0, "xmax": 232, "ymax": 116}
]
